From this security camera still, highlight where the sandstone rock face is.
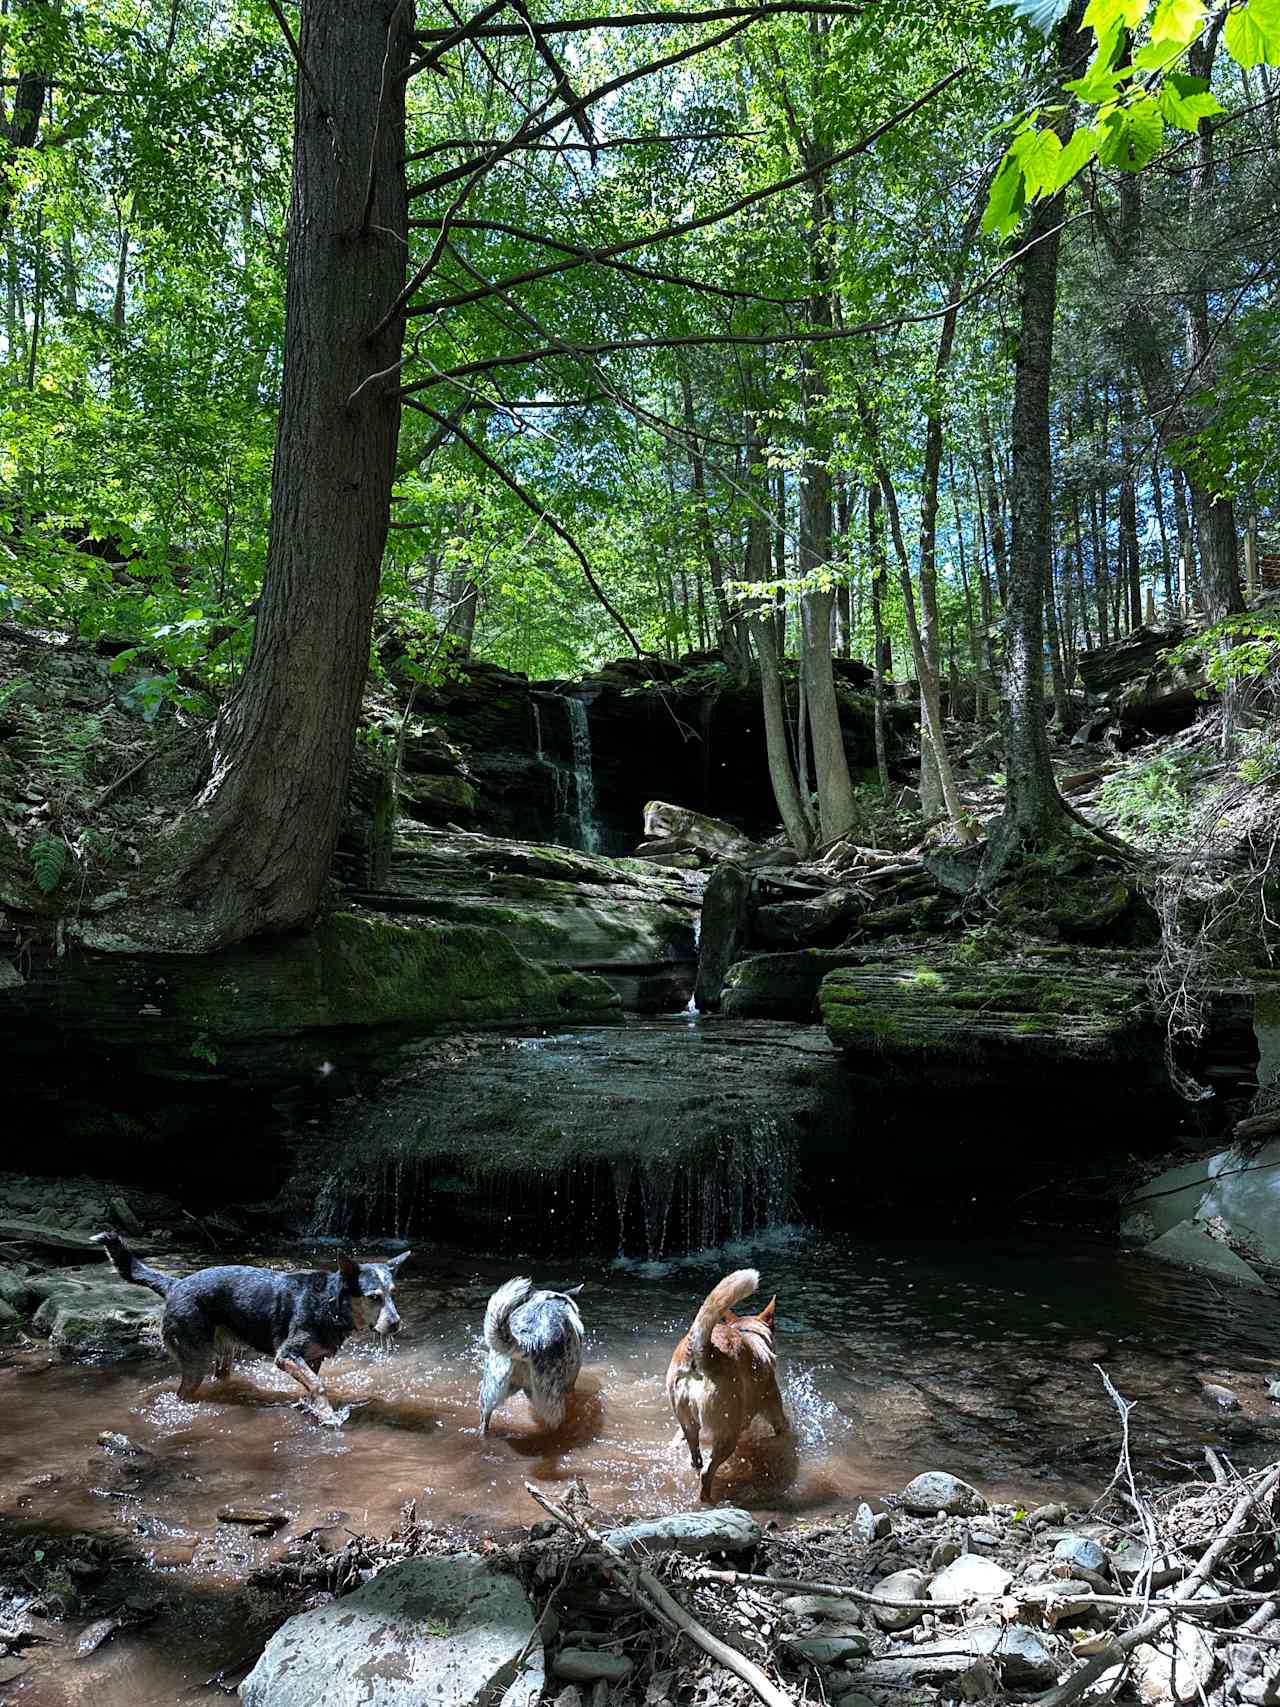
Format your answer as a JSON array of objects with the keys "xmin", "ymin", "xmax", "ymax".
[{"xmin": 239, "ymin": 1554, "xmax": 543, "ymax": 1707}]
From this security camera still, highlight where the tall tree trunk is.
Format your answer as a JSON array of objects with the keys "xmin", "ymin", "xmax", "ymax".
[
  {"xmin": 104, "ymin": 0, "xmax": 416, "ymax": 950},
  {"xmin": 868, "ymin": 484, "xmax": 891, "ymax": 792},
  {"xmin": 0, "ymin": 12, "xmax": 46, "ymax": 240},
  {"xmin": 746, "ymin": 462, "xmax": 811, "ymax": 855},
  {"xmin": 980, "ymin": 0, "xmax": 1086, "ymax": 884},
  {"xmin": 680, "ymin": 368, "xmax": 744, "ymax": 673}
]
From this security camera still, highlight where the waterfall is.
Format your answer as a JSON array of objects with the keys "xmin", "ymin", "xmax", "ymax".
[{"xmin": 565, "ymin": 697, "xmax": 602, "ymax": 853}]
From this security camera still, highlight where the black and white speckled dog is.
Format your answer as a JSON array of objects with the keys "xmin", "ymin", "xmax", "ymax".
[
  {"xmin": 94, "ymin": 1233, "xmax": 410, "ymax": 1426},
  {"xmin": 479, "ymin": 1277, "xmax": 584, "ymax": 1434}
]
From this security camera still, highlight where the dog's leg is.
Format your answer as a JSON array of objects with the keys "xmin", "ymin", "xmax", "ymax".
[
  {"xmin": 213, "ymin": 1330, "xmax": 234, "ymax": 1383},
  {"xmin": 763, "ymin": 1390, "xmax": 790, "ymax": 1436},
  {"xmin": 699, "ymin": 1438, "xmax": 736, "ymax": 1504},
  {"xmin": 275, "ymin": 1346, "xmax": 342, "ymax": 1426},
  {"xmin": 175, "ymin": 1362, "xmax": 207, "ymax": 1403},
  {"xmin": 679, "ymin": 1417, "xmax": 702, "ymax": 1471}
]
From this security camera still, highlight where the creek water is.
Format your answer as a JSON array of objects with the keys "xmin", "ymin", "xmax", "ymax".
[{"xmin": 3, "ymin": 1227, "xmax": 1280, "ymax": 1703}]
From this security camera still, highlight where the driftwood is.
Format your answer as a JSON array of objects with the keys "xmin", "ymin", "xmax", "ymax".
[
  {"xmin": 525, "ymin": 1482, "xmax": 798, "ymax": 1707},
  {"xmin": 1037, "ymin": 1462, "xmax": 1280, "ymax": 1707}
]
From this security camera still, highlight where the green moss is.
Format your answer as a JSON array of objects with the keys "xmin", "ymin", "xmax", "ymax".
[{"xmin": 907, "ymin": 967, "xmax": 945, "ymax": 992}]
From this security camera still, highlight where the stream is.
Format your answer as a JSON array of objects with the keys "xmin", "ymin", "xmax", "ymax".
[{"xmin": 3, "ymin": 1227, "xmax": 1280, "ymax": 1703}]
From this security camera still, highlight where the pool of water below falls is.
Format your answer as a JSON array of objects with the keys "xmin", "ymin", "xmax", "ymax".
[{"xmin": 3, "ymin": 1227, "xmax": 1280, "ymax": 1704}]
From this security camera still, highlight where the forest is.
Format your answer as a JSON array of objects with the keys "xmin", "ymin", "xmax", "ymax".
[{"xmin": 8, "ymin": 2, "xmax": 1280, "ymax": 1705}]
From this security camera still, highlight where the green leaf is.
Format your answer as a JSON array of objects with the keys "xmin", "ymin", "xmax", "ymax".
[
  {"xmin": 982, "ymin": 149, "xmax": 1028, "ymax": 236},
  {"xmin": 1224, "ymin": 0, "xmax": 1280, "ymax": 66},
  {"xmin": 1150, "ymin": 0, "xmax": 1206, "ymax": 43},
  {"xmin": 1095, "ymin": 99, "xmax": 1165, "ymax": 169},
  {"xmin": 1052, "ymin": 126, "xmax": 1100, "ymax": 187},
  {"xmin": 29, "ymin": 834, "xmax": 67, "ymax": 895},
  {"xmin": 1159, "ymin": 69, "xmax": 1224, "ymax": 127},
  {"xmin": 1019, "ymin": 127, "xmax": 1064, "ymax": 196},
  {"xmin": 1132, "ymin": 35, "xmax": 1189, "ymax": 65},
  {"xmin": 989, "ymin": 0, "xmax": 1075, "ymax": 27},
  {"xmin": 1083, "ymin": 0, "xmax": 1149, "ymax": 30}
]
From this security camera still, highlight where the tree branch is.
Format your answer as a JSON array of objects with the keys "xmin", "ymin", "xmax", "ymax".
[{"xmin": 414, "ymin": 1, "xmax": 869, "ymax": 39}]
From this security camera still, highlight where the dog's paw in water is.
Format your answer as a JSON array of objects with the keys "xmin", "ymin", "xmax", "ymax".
[{"xmin": 294, "ymin": 1398, "xmax": 351, "ymax": 1428}]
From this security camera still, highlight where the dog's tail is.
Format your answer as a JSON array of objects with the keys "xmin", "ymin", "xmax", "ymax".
[
  {"xmin": 93, "ymin": 1232, "xmax": 176, "ymax": 1299},
  {"xmin": 688, "ymin": 1268, "xmax": 759, "ymax": 1367},
  {"xmin": 484, "ymin": 1276, "xmax": 535, "ymax": 1356}
]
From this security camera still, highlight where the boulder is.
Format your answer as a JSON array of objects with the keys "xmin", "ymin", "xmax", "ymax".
[
  {"xmin": 604, "ymin": 1509, "xmax": 761, "ymax": 1559},
  {"xmin": 899, "ymin": 1470, "xmax": 988, "ymax": 1517},
  {"xmin": 1110, "ymin": 1543, "xmax": 1182, "ymax": 1590},
  {"xmin": 927, "ymin": 1554, "xmax": 1012, "ymax": 1604},
  {"xmin": 0, "ymin": 1220, "xmax": 102, "ymax": 1263},
  {"xmin": 783, "ymin": 1634, "xmax": 871, "ymax": 1664},
  {"xmin": 721, "ymin": 948, "xmax": 865, "ymax": 1021},
  {"xmin": 1140, "ymin": 1220, "xmax": 1269, "ymax": 1290},
  {"xmin": 28, "ymin": 1265, "xmax": 162, "ymax": 1359},
  {"xmin": 1193, "ymin": 1138, "xmax": 1280, "ymax": 1269},
  {"xmin": 239, "ymin": 1554, "xmax": 543, "ymax": 1707},
  {"xmin": 1124, "ymin": 1158, "xmax": 1216, "ymax": 1239},
  {"xmin": 0, "ymin": 1265, "xmax": 33, "ymax": 1313},
  {"xmin": 397, "ymin": 772, "xmax": 479, "ymax": 824},
  {"xmin": 870, "ymin": 1569, "xmax": 928, "ymax": 1631},
  {"xmin": 693, "ymin": 863, "xmax": 754, "ymax": 1012},
  {"xmin": 642, "ymin": 802, "xmax": 756, "ymax": 861},
  {"xmin": 783, "ymin": 1594, "xmax": 864, "ymax": 1621},
  {"xmin": 753, "ymin": 890, "xmax": 861, "ymax": 949}
]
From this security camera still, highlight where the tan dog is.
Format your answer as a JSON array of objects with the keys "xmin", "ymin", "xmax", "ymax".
[{"xmin": 666, "ymin": 1267, "xmax": 788, "ymax": 1502}]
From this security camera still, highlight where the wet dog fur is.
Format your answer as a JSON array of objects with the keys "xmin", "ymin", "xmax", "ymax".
[
  {"xmin": 666, "ymin": 1267, "xmax": 788, "ymax": 1501},
  {"xmin": 94, "ymin": 1233, "xmax": 410, "ymax": 1424},
  {"xmin": 480, "ymin": 1277, "xmax": 584, "ymax": 1434}
]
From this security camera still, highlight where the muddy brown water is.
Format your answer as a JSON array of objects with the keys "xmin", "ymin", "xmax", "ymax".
[{"xmin": 3, "ymin": 1228, "xmax": 1280, "ymax": 1703}]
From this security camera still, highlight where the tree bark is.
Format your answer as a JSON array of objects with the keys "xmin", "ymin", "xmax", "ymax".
[
  {"xmin": 746, "ymin": 470, "xmax": 812, "ymax": 855},
  {"xmin": 110, "ymin": 0, "xmax": 416, "ymax": 950},
  {"xmin": 980, "ymin": 0, "xmax": 1086, "ymax": 884},
  {"xmin": 868, "ymin": 484, "xmax": 891, "ymax": 791}
]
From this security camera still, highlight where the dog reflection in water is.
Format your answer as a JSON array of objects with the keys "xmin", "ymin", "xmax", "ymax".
[
  {"xmin": 480, "ymin": 1277, "xmax": 584, "ymax": 1435},
  {"xmin": 667, "ymin": 1267, "xmax": 789, "ymax": 1501}
]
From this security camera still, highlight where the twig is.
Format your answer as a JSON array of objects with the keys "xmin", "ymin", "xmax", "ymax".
[
  {"xmin": 525, "ymin": 1483, "xmax": 798, "ymax": 1707},
  {"xmin": 91, "ymin": 742, "xmax": 170, "ymax": 812},
  {"xmin": 1037, "ymin": 1463, "xmax": 1280, "ymax": 1707}
]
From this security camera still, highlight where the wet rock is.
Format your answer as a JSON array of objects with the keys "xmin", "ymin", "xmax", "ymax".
[
  {"xmin": 239, "ymin": 1553, "xmax": 543, "ymax": 1707},
  {"xmin": 642, "ymin": 803, "xmax": 756, "ymax": 861},
  {"xmin": 753, "ymin": 890, "xmax": 861, "ymax": 949},
  {"xmin": 551, "ymin": 1651, "xmax": 633, "ymax": 1684},
  {"xmin": 900, "ymin": 1471, "xmax": 988, "ymax": 1518},
  {"xmin": 1124, "ymin": 1159, "xmax": 1216, "ymax": 1238},
  {"xmin": 927, "ymin": 1554, "xmax": 1012, "ymax": 1604},
  {"xmin": 1133, "ymin": 1623, "xmax": 1215, "ymax": 1704},
  {"xmin": 28, "ymin": 1265, "xmax": 162, "ymax": 1359},
  {"xmin": 1054, "ymin": 1535, "xmax": 1109, "ymax": 1575},
  {"xmin": 0, "ymin": 1220, "xmax": 101, "ymax": 1263},
  {"xmin": 1141, "ymin": 1220, "xmax": 1269, "ymax": 1290},
  {"xmin": 604, "ymin": 1509, "xmax": 761, "ymax": 1558},
  {"xmin": 859, "ymin": 1625, "xmax": 1058, "ymax": 1689},
  {"xmin": 870, "ymin": 1568, "xmax": 928, "ymax": 1631},
  {"xmin": 693, "ymin": 863, "xmax": 754, "ymax": 1012},
  {"xmin": 783, "ymin": 1634, "xmax": 872, "ymax": 1665}
]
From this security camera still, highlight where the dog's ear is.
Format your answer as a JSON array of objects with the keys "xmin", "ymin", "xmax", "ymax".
[
  {"xmin": 387, "ymin": 1250, "xmax": 412, "ymax": 1271},
  {"xmin": 336, "ymin": 1251, "xmax": 360, "ymax": 1287},
  {"xmin": 758, "ymin": 1295, "xmax": 777, "ymax": 1326}
]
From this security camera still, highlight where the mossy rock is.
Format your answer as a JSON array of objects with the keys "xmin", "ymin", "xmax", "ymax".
[
  {"xmin": 819, "ymin": 949, "xmax": 1151, "ymax": 1063},
  {"xmin": 397, "ymin": 772, "xmax": 479, "ymax": 823}
]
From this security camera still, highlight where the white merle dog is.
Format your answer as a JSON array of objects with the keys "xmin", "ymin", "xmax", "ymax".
[{"xmin": 479, "ymin": 1276, "xmax": 584, "ymax": 1434}]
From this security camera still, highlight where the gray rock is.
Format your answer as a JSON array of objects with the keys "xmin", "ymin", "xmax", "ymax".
[
  {"xmin": 930, "ymin": 1538, "xmax": 962, "ymax": 1571},
  {"xmin": 1141, "ymin": 1220, "xmax": 1269, "ymax": 1290},
  {"xmin": 1124, "ymin": 1159, "xmax": 1216, "ymax": 1238},
  {"xmin": 899, "ymin": 1471, "xmax": 988, "ymax": 1517},
  {"xmin": 1228, "ymin": 1643, "xmax": 1265, "ymax": 1683},
  {"xmin": 927, "ymin": 1553, "xmax": 1012, "ymax": 1605},
  {"xmin": 782, "ymin": 1595, "xmax": 862, "ymax": 1621},
  {"xmin": 1054, "ymin": 1535, "xmax": 1109, "ymax": 1576},
  {"xmin": 1200, "ymin": 1381, "xmax": 1240, "ymax": 1410},
  {"xmin": 604, "ymin": 1509, "xmax": 760, "ymax": 1558},
  {"xmin": 783, "ymin": 1634, "xmax": 872, "ymax": 1665},
  {"xmin": 1018, "ymin": 1580, "xmax": 1102, "ymax": 1619},
  {"xmin": 28, "ymin": 1266, "xmax": 162, "ymax": 1359},
  {"xmin": 693, "ymin": 862, "xmax": 754, "ymax": 1012},
  {"xmin": 870, "ymin": 1569, "xmax": 928, "ymax": 1632},
  {"xmin": 851, "ymin": 1502, "xmax": 891, "ymax": 1543},
  {"xmin": 1195, "ymin": 1139, "xmax": 1280, "ymax": 1269},
  {"xmin": 836, "ymin": 1695, "xmax": 876, "ymax": 1707},
  {"xmin": 0, "ymin": 1298, "xmax": 18, "ymax": 1328},
  {"xmin": 0, "ymin": 1266, "xmax": 32, "ymax": 1313},
  {"xmin": 1026, "ymin": 1503, "xmax": 1068, "ymax": 1529},
  {"xmin": 108, "ymin": 1197, "xmax": 143, "ymax": 1237},
  {"xmin": 858, "ymin": 1625, "xmax": 1058, "ymax": 1690},
  {"xmin": 0, "ymin": 1219, "xmax": 101, "ymax": 1261},
  {"xmin": 1240, "ymin": 1667, "xmax": 1280, "ymax": 1707},
  {"xmin": 551, "ymin": 1651, "xmax": 633, "ymax": 1684},
  {"xmin": 1110, "ymin": 1543, "xmax": 1182, "ymax": 1590},
  {"xmin": 239, "ymin": 1554, "xmax": 543, "ymax": 1707},
  {"xmin": 1132, "ymin": 1623, "xmax": 1215, "ymax": 1704}
]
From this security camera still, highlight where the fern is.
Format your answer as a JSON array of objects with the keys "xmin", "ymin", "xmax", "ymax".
[
  {"xmin": 15, "ymin": 708, "xmax": 104, "ymax": 784},
  {"xmin": 29, "ymin": 833, "xmax": 67, "ymax": 894}
]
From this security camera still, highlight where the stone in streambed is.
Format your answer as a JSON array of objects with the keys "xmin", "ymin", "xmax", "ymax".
[
  {"xmin": 899, "ymin": 1470, "xmax": 988, "ymax": 1517},
  {"xmin": 239, "ymin": 1554, "xmax": 543, "ymax": 1707},
  {"xmin": 1053, "ymin": 1535, "xmax": 1108, "ymax": 1576},
  {"xmin": 927, "ymin": 1554, "xmax": 1012, "ymax": 1604},
  {"xmin": 28, "ymin": 1265, "xmax": 162, "ymax": 1359},
  {"xmin": 783, "ymin": 1634, "xmax": 872, "ymax": 1664},
  {"xmin": 551, "ymin": 1651, "xmax": 633, "ymax": 1684},
  {"xmin": 1132, "ymin": 1624, "xmax": 1215, "ymax": 1704},
  {"xmin": 603, "ymin": 1509, "xmax": 760, "ymax": 1558},
  {"xmin": 871, "ymin": 1569, "xmax": 928, "ymax": 1631},
  {"xmin": 858, "ymin": 1625, "xmax": 1058, "ymax": 1690},
  {"xmin": 782, "ymin": 1594, "xmax": 863, "ymax": 1620}
]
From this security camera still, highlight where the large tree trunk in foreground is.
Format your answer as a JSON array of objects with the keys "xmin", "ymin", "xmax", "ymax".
[
  {"xmin": 115, "ymin": 0, "xmax": 415, "ymax": 949},
  {"xmin": 980, "ymin": 0, "xmax": 1086, "ymax": 885}
]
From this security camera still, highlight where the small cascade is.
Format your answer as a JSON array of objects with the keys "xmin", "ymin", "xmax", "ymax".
[
  {"xmin": 639, "ymin": 1162, "xmax": 675, "ymax": 1259},
  {"xmin": 564, "ymin": 696, "xmax": 602, "ymax": 853},
  {"xmin": 611, "ymin": 1158, "xmax": 635, "ymax": 1247}
]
